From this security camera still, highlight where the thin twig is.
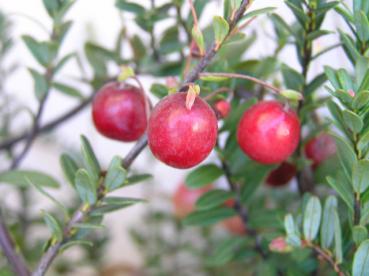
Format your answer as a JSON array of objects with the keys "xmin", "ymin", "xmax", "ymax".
[
  {"xmin": 188, "ymin": 0, "xmax": 199, "ymax": 27},
  {"xmin": 200, "ymin": 72, "xmax": 281, "ymax": 94},
  {"xmin": 0, "ymin": 94, "xmax": 94, "ymax": 152},
  {"xmin": 203, "ymin": 87, "xmax": 234, "ymax": 101},
  {"xmin": 219, "ymin": 152, "xmax": 267, "ymax": 259},
  {"xmin": 0, "ymin": 210, "xmax": 30, "ymax": 276},
  {"xmin": 309, "ymin": 243, "xmax": 345, "ymax": 276}
]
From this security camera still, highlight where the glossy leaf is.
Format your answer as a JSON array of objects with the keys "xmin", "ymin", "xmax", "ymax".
[
  {"xmin": 43, "ymin": 211, "xmax": 63, "ymax": 241},
  {"xmin": 185, "ymin": 164, "xmax": 223, "ymax": 188},
  {"xmin": 352, "ymin": 160, "xmax": 369, "ymax": 193},
  {"xmin": 80, "ymin": 135, "xmax": 101, "ymax": 184},
  {"xmin": 0, "ymin": 170, "xmax": 59, "ymax": 188},
  {"xmin": 213, "ymin": 16, "xmax": 229, "ymax": 46},
  {"xmin": 352, "ymin": 240, "xmax": 369, "ymax": 276},
  {"xmin": 320, "ymin": 196, "xmax": 337, "ymax": 249},
  {"xmin": 60, "ymin": 154, "xmax": 79, "ymax": 187},
  {"xmin": 303, "ymin": 196, "xmax": 322, "ymax": 241},
  {"xmin": 75, "ymin": 169, "xmax": 96, "ymax": 205},
  {"xmin": 353, "ymin": 226, "xmax": 368, "ymax": 246},
  {"xmin": 183, "ymin": 207, "xmax": 236, "ymax": 226},
  {"xmin": 29, "ymin": 68, "xmax": 48, "ymax": 100},
  {"xmin": 196, "ymin": 189, "xmax": 235, "ymax": 210},
  {"xmin": 104, "ymin": 156, "xmax": 127, "ymax": 192}
]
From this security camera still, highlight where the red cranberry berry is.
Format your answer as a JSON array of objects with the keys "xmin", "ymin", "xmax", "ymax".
[
  {"xmin": 92, "ymin": 82, "xmax": 147, "ymax": 142},
  {"xmin": 237, "ymin": 101, "xmax": 300, "ymax": 164},
  {"xmin": 305, "ymin": 133, "xmax": 336, "ymax": 168},
  {"xmin": 148, "ymin": 93, "xmax": 218, "ymax": 169},
  {"xmin": 266, "ymin": 162, "xmax": 297, "ymax": 187}
]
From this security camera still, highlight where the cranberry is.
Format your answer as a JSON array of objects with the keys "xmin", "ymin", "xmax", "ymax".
[
  {"xmin": 266, "ymin": 162, "xmax": 296, "ymax": 187},
  {"xmin": 172, "ymin": 183, "xmax": 211, "ymax": 218},
  {"xmin": 237, "ymin": 101, "xmax": 300, "ymax": 164},
  {"xmin": 214, "ymin": 100, "xmax": 231, "ymax": 118},
  {"xmin": 148, "ymin": 93, "xmax": 218, "ymax": 169},
  {"xmin": 92, "ymin": 82, "xmax": 147, "ymax": 142},
  {"xmin": 305, "ymin": 133, "xmax": 336, "ymax": 168}
]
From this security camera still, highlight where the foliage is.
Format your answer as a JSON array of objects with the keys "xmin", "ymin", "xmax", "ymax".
[{"xmin": 1, "ymin": 0, "xmax": 369, "ymax": 275}]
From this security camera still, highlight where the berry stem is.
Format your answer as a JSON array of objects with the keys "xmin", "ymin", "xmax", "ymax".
[{"xmin": 199, "ymin": 72, "xmax": 282, "ymax": 94}]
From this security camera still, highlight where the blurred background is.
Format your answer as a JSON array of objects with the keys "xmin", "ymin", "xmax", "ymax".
[{"xmin": 0, "ymin": 0, "xmax": 351, "ymax": 275}]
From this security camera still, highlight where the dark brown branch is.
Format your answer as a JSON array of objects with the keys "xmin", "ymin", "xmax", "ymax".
[
  {"xmin": 0, "ymin": 94, "xmax": 94, "ymax": 152},
  {"xmin": 0, "ymin": 211, "xmax": 30, "ymax": 276},
  {"xmin": 219, "ymin": 156, "xmax": 267, "ymax": 259}
]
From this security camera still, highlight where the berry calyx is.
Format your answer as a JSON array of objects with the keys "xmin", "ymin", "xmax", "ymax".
[
  {"xmin": 92, "ymin": 82, "xmax": 147, "ymax": 142},
  {"xmin": 266, "ymin": 162, "xmax": 296, "ymax": 187},
  {"xmin": 190, "ymin": 41, "xmax": 202, "ymax": 58},
  {"xmin": 172, "ymin": 183, "xmax": 211, "ymax": 218},
  {"xmin": 214, "ymin": 100, "xmax": 231, "ymax": 118},
  {"xmin": 148, "ymin": 93, "xmax": 218, "ymax": 169},
  {"xmin": 304, "ymin": 133, "xmax": 336, "ymax": 168},
  {"xmin": 237, "ymin": 101, "xmax": 300, "ymax": 164}
]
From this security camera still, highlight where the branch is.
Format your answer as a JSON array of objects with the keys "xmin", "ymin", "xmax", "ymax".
[
  {"xmin": 309, "ymin": 243, "xmax": 346, "ymax": 276},
  {"xmin": 0, "ymin": 94, "xmax": 94, "ymax": 152},
  {"xmin": 199, "ymin": 72, "xmax": 282, "ymax": 94},
  {"xmin": 9, "ymin": 69, "xmax": 53, "ymax": 170},
  {"xmin": 0, "ymin": 211, "xmax": 30, "ymax": 276},
  {"xmin": 219, "ymin": 154, "xmax": 267, "ymax": 259}
]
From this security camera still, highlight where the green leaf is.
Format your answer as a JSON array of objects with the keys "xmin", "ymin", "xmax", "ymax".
[
  {"xmin": 196, "ymin": 190, "xmax": 235, "ymax": 210},
  {"xmin": 281, "ymin": 63, "xmax": 304, "ymax": 91},
  {"xmin": 199, "ymin": 74, "xmax": 229, "ymax": 82},
  {"xmin": 43, "ymin": 211, "xmax": 63, "ymax": 241},
  {"xmin": 150, "ymin": 83, "xmax": 168, "ymax": 99},
  {"xmin": 284, "ymin": 214, "xmax": 301, "ymax": 247},
  {"xmin": 305, "ymin": 73, "xmax": 327, "ymax": 95},
  {"xmin": 80, "ymin": 135, "xmax": 101, "ymax": 184},
  {"xmin": 115, "ymin": 0, "xmax": 145, "ymax": 14},
  {"xmin": 324, "ymin": 66, "xmax": 341, "ymax": 90},
  {"xmin": 29, "ymin": 68, "xmax": 48, "ymax": 100},
  {"xmin": 22, "ymin": 36, "xmax": 58, "ymax": 66},
  {"xmin": 333, "ymin": 210, "xmax": 342, "ymax": 263},
  {"xmin": 60, "ymin": 240, "xmax": 93, "ymax": 252},
  {"xmin": 54, "ymin": 53, "xmax": 75, "ymax": 73},
  {"xmin": 0, "ymin": 170, "xmax": 59, "ymax": 188},
  {"xmin": 306, "ymin": 30, "xmax": 332, "ymax": 41},
  {"xmin": 353, "ymin": 160, "xmax": 369, "ymax": 193},
  {"xmin": 320, "ymin": 196, "xmax": 337, "ymax": 249},
  {"xmin": 73, "ymin": 223, "xmax": 104, "ymax": 230},
  {"xmin": 206, "ymin": 237, "xmax": 246, "ymax": 266},
  {"xmin": 52, "ymin": 82, "xmax": 83, "ymax": 99},
  {"xmin": 129, "ymin": 35, "xmax": 146, "ymax": 62},
  {"xmin": 353, "ymin": 240, "xmax": 369, "ymax": 276},
  {"xmin": 326, "ymin": 175, "xmax": 354, "ymax": 213},
  {"xmin": 303, "ymin": 196, "xmax": 322, "ymax": 241},
  {"xmin": 353, "ymin": 226, "xmax": 368, "ymax": 246},
  {"xmin": 91, "ymin": 198, "xmax": 144, "ymax": 215},
  {"xmin": 332, "ymin": 133, "xmax": 357, "ymax": 179},
  {"xmin": 60, "ymin": 154, "xmax": 79, "ymax": 187},
  {"xmin": 126, "ymin": 174, "xmax": 153, "ymax": 184},
  {"xmin": 75, "ymin": 169, "xmax": 96, "ymax": 205},
  {"xmin": 285, "ymin": 1, "xmax": 309, "ymax": 26},
  {"xmin": 185, "ymin": 164, "xmax": 223, "ymax": 188},
  {"xmin": 192, "ymin": 26, "xmax": 205, "ymax": 55},
  {"xmin": 354, "ymin": 90, "xmax": 369, "ymax": 110},
  {"xmin": 104, "ymin": 156, "xmax": 127, "ymax": 192},
  {"xmin": 241, "ymin": 7, "xmax": 276, "ymax": 21},
  {"xmin": 183, "ymin": 207, "xmax": 236, "ymax": 226},
  {"xmin": 29, "ymin": 179, "xmax": 68, "ymax": 220},
  {"xmin": 42, "ymin": 0, "xmax": 60, "ymax": 17},
  {"xmin": 213, "ymin": 16, "xmax": 229, "ymax": 46},
  {"xmin": 355, "ymin": 11, "xmax": 369, "ymax": 42},
  {"xmin": 342, "ymin": 110, "xmax": 364, "ymax": 133}
]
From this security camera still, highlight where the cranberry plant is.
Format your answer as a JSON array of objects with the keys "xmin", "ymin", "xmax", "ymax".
[{"xmin": 0, "ymin": 0, "xmax": 369, "ymax": 275}]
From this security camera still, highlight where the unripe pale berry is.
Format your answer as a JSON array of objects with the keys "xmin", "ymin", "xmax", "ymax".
[
  {"xmin": 237, "ymin": 101, "xmax": 300, "ymax": 164},
  {"xmin": 172, "ymin": 183, "xmax": 211, "ymax": 218},
  {"xmin": 92, "ymin": 82, "xmax": 147, "ymax": 142},
  {"xmin": 214, "ymin": 100, "xmax": 231, "ymax": 118},
  {"xmin": 148, "ymin": 93, "xmax": 218, "ymax": 169}
]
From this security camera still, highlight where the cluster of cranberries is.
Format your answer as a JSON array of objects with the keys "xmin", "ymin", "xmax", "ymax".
[{"xmin": 92, "ymin": 82, "xmax": 305, "ymax": 169}]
